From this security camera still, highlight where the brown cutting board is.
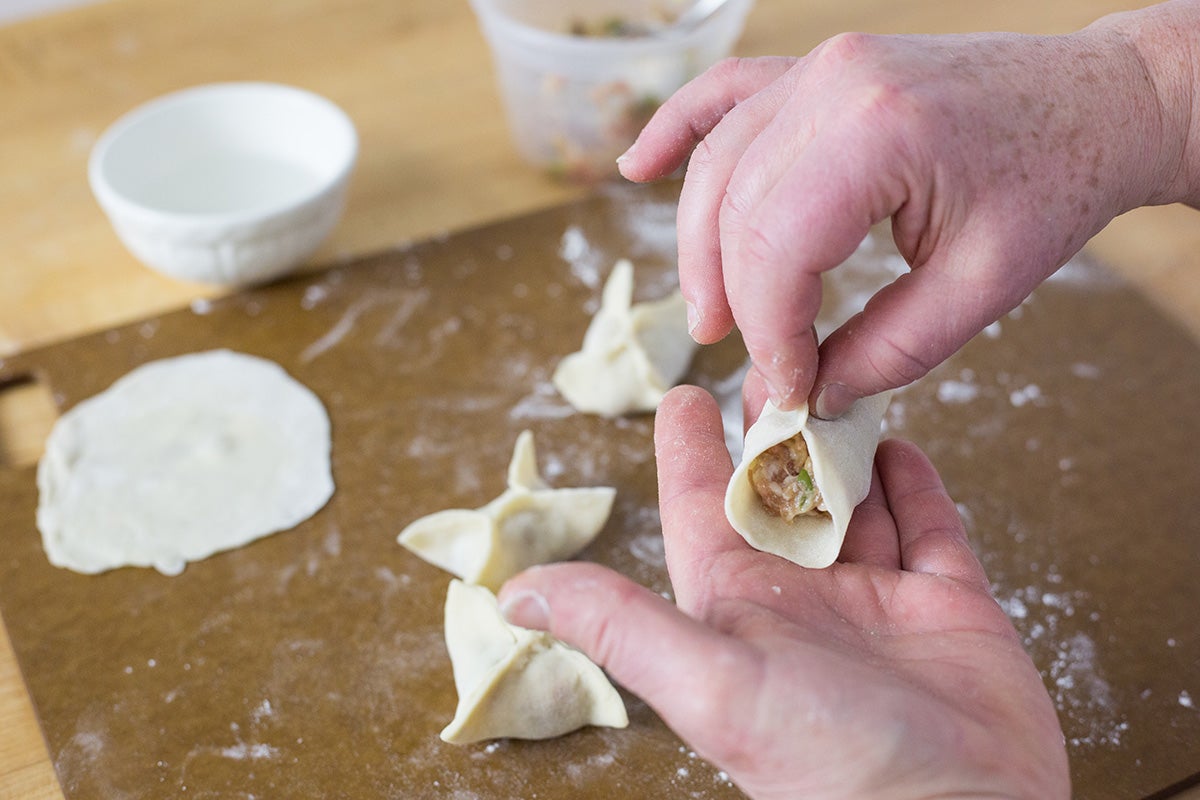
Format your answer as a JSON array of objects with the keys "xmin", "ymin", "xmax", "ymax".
[{"xmin": 0, "ymin": 182, "xmax": 1197, "ymax": 799}]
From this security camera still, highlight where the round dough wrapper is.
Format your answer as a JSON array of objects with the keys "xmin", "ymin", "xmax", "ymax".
[{"xmin": 37, "ymin": 349, "xmax": 334, "ymax": 575}]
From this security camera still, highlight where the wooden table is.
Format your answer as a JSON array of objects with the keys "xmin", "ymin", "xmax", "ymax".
[{"xmin": 1, "ymin": 1, "xmax": 1196, "ymax": 797}]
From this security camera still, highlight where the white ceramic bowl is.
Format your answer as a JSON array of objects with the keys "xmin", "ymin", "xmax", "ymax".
[{"xmin": 89, "ymin": 82, "xmax": 358, "ymax": 286}]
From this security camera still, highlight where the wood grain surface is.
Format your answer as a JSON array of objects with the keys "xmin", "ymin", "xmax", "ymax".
[{"xmin": 2, "ymin": 1, "xmax": 1198, "ymax": 798}]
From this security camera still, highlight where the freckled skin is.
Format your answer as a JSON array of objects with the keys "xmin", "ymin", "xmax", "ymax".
[
  {"xmin": 617, "ymin": 1, "xmax": 1200, "ymax": 417},
  {"xmin": 542, "ymin": 7, "xmax": 1200, "ymax": 791}
]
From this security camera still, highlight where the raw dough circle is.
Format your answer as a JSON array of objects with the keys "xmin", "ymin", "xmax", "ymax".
[{"xmin": 36, "ymin": 349, "xmax": 334, "ymax": 575}]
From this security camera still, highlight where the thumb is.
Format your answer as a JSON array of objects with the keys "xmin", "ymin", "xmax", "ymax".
[
  {"xmin": 498, "ymin": 562, "xmax": 757, "ymax": 735},
  {"xmin": 810, "ymin": 258, "xmax": 1024, "ymax": 419}
]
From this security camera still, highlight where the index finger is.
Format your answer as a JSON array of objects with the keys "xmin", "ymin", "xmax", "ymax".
[
  {"xmin": 722, "ymin": 115, "xmax": 911, "ymax": 409},
  {"xmin": 617, "ymin": 57, "xmax": 797, "ymax": 183},
  {"xmin": 653, "ymin": 385, "xmax": 747, "ymax": 614}
]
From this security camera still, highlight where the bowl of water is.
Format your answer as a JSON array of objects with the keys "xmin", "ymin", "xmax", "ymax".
[{"xmin": 88, "ymin": 83, "xmax": 358, "ymax": 286}]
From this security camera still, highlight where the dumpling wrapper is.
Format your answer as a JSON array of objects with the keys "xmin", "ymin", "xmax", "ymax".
[
  {"xmin": 724, "ymin": 394, "xmax": 891, "ymax": 569},
  {"xmin": 36, "ymin": 349, "xmax": 334, "ymax": 575},
  {"xmin": 398, "ymin": 431, "xmax": 616, "ymax": 591},
  {"xmin": 552, "ymin": 259, "xmax": 697, "ymax": 417},
  {"xmin": 440, "ymin": 579, "xmax": 628, "ymax": 744}
]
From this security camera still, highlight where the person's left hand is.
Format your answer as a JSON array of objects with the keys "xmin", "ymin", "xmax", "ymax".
[{"xmin": 499, "ymin": 385, "xmax": 1068, "ymax": 799}]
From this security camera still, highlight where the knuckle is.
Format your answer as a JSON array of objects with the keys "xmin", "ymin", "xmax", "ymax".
[
  {"xmin": 861, "ymin": 327, "xmax": 938, "ymax": 387},
  {"xmin": 707, "ymin": 55, "xmax": 752, "ymax": 83},
  {"xmin": 811, "ymin": 31, "xmax": 879, "ymax": 69},
  {"xmin": 736, "ymin": 215, "xmax": 792, "ymax": 271},
  {"xmin": 849, "ymin": 80, "xmax": 923, "ymax": 136},
  {"xmin": 808, "ymin": 33, "xmax": 927, "ymax": 134},
  {"xmin": 685, "ymin": 133, "xmax": 722, "ymax": 179},
  {"xmin": 717, "ymin": 183, "xmax": 755, "ymax": 231}
]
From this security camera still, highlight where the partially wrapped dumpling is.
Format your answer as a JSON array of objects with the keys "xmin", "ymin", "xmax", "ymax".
[
  {"xmin": 553, "ymin": 259, "xmax": 697, "ymax": 417},
  {"xmin": 440, "ymin": 580, "xmax": 628, "ymax": 744},
  {"xmin": 398, "ymin": 431, "xmax": 615, "ymax": 590},
  {"xmin": 724, "ymin": 394, "xmax": 891, "ymax": 568}
]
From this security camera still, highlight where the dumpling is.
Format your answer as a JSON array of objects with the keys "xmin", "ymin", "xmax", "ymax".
[
  {"xmin": 398, "ymin": 431, "xmax": 616, "ymax": 590},
  {"xmin": 440, "ymin": 579, "xmax": 629, "ymax": 744},
  {"xmin": 552, "ymin": 259, "xmax": 697, "ymax": 417},
  {"xmin": 724, "ymin": 394, "xmax": 891, "ymax": 568}
]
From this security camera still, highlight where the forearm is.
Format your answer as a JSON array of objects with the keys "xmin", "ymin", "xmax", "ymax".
[{"xmin": 1090, "ymin": 0, "xmax": 1200, "ymax": 208}]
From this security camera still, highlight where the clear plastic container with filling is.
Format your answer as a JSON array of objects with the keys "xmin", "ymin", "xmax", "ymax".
[{"xmin": 470, "ymin": 0, "xmax": 756, "ymax": 181}]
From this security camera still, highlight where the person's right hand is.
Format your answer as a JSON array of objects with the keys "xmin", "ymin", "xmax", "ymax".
[{"xmin": 618, "ymin": 6, "xmax": 1198, "ymax": 416}]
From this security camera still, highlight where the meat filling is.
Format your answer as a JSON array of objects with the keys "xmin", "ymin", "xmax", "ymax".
[{"xmin": 747, "ymin": 433, "xmax": 827, "ymax": 522}]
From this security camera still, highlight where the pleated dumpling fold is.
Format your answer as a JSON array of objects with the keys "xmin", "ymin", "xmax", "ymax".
[
  {"xmin": 398, "ymin": 430, "xmax": 616, "ymax": 590},
  {"xmin": 440, "ymin": 580, "xmax": 628, "ymax": 744},
  {"xmin": 552, "ymin": 259, "xmax": 697, "ymax": 417}
]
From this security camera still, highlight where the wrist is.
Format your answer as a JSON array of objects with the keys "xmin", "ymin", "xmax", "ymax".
[{"xmin": 1089, "ymin": 0, "xmax": 1200, "ymax": 207}]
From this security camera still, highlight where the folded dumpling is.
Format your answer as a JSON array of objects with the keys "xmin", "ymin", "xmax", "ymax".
[
  {"xmin": 398, "ymin": 431, "xmax": 616, "ymax": 590},
  {"xmin": 552, "ymin": 259, "xmax": 697, "ymax": 417},
  {"xmin": 440, "ymin": 580, "xmax": 629, "ymax": 744},
  {"xmin": 724, "ymin": 394, "xmax": 891, "ymax": 568}
]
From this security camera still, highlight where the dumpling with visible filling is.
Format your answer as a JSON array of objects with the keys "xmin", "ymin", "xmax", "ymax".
[
  {"xmin": 725, "ymin": 394, "xmax": 891, "ymax": 568},
  {"xmin": 398, "ymin": 431, "xmax": 615, "ymax": 590},
  {"xmin": 440, "ymin": 579, "xmax": 628, "ymax": 744},
  {"xmin": 552, "ymin": 259, "xmax": 697, "ymax": 417}
]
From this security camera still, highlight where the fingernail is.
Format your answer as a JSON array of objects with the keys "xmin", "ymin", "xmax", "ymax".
[
  {"xmin": 763, "ymin": 350, "xmax": 801, "ymax": 410},
  {"xmin": 685, "ymin": 301, "xmax": 701, "ymax": 336},
  {"xmin": 813, "ymin": 383, "xmax": 856, "ymax": 420},
  {"xmin": 616, "ymin": 139, "xmax": 638, "ymax": 164},
  {"xmin": 499, "ymin": 589, "xmax": 551, "ymax": 630},
  {"xmin": 765, "ymin": 378, "xmax": 791, "ymax": 409}
]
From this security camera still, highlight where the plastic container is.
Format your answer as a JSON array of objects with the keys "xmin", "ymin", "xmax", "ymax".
[
  {"xmin": 469, "ymin": 0, "xmax": 755, "ymax": 181},
  {"xmin": 89, "ymin": 83, "xmax": 358, "ymax": 286}
]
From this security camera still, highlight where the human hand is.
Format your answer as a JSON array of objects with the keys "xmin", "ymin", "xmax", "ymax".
[
  {"xmin": 617, "ymin": 16, "xmax": 1195, "ymax": 417},
  {"xmin": 499, "ymin": 386, "xmax": 1069, "ymax": 800}
]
